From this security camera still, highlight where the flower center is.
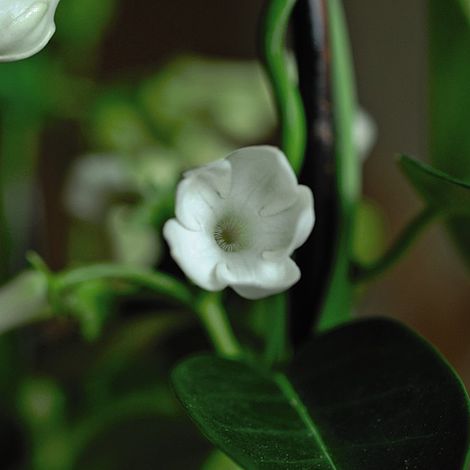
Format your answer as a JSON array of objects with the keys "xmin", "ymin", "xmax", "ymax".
[{"xmin": 213, "ymin": 214, "xmax": 249, "ymax": 253}]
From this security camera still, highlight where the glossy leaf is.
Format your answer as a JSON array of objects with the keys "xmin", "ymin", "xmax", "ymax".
[
  {"xmin": 173, "ymin": 318, "xmax": 470, "ymax": 470},
  {"xmin": 398, "ymin": 155, "xmax": 470, "ymax": 215}
]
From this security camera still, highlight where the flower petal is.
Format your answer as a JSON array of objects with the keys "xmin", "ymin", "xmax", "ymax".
[
  {"xmin": 261, "ymin": 185, "xmax": 315, "ymax": 260},
  {"xmin": 226, "ymin": 146, "xmax": 299, "ymax": 215},
  {"xmin": 175, "ymin": 159, "xmax": 231, "ymax": 231},
  {"xmin": 0, "ymin": 0, "xmax": 60, "ymax": 62},
  {"xmin": 163, "ymin": 219, "xmax": 225, "ymax": 291},
  {"xmin": 215, "ymin": 254, "xmax": 300, "ymax": 300}
]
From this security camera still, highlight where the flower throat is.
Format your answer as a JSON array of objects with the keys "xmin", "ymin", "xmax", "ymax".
[{"xmin": 213, "ymin": 215, "xmax": 249, "ymax": 253}]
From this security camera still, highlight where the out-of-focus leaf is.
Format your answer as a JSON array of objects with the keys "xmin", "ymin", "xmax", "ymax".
[
  {"xmin": 130, "ymin": 146, "xmax": 180, "ymax": 196},
  {"xmin": 85, "ymin": 313, "xmax": 191, "ymax": 405},
  {"xmin": 91, "ymin": 93, "xmax": 154, "ymax": 153},
  {"xmin": 0, "ymin": 56, "xmax": 90, "ymax": 119},
  {"xmin": 18, "ymin": 378, "xmax": 66, "ymax": 429},
  {"xmin": 173, "ymin": 319, "xmax": 470, "ymax": 469},
  {"xmin": 64, "ymin": 280, "xmax": 115, "ymax": 341},
  {"xmin": 458, "ymin": 0, "xmax": 470, "ymax": 22},
  {"xmin": 88, "ymin": 314, "xmax": 189, "ymax": 382},
  {"xmin": 398, "ymin": 155, "xmax": 470, "ymax": 215},
  {"xmin": 55, "ymin": 0, "xmax": 118, "ymax": 58},
  {"xmin": 430, "ymin": 0, "xmax": 470, "ymax": 269},
  {"xmin": 0, "ymin": 271, "xmax": 50, "ymax": 333}
]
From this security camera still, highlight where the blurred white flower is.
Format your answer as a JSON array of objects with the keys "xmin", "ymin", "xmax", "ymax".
[
  {"xmin": 354, "ymin": 108, "xmax": 377, "ymax": 162},
  {"xmin": 164, "ymin": 146, "xmax": 315, "ymax": 300},
  {"xmin": 0, "ymin": 0, "xmax": 60, "ymax": 61},
  {"xmin": 107, "ymin": 205, "xmax": 160, "ymax": 268},
  {"xmin": 64, "ymin": 154, "xmax": 133, "ymax": 222}
]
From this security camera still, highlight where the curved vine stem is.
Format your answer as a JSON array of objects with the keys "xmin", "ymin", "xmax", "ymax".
[
  {"xmin": 353, "ymin": 206, "xmax": 439, "ymax": 283},
  {"xmin": 261, "ymin": 0, "xmax": 307, "ymax": 173},
  {"xmin": 55, "ymin": 263, "xmax": 194, "ymax": 308},
  {"xmin": 260, "ymin": 0, "xmax": 309, "ymax": 363}
]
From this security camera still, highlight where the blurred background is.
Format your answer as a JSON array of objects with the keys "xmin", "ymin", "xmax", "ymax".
[{"xmin": 0, "ymin": 0, "xmax": 469, "ymax": 468}]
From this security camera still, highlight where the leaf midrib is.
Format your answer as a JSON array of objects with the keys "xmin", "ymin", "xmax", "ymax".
[{"xmin": 273, "ymin": 373, "xmax": 338, "ymax": 470}]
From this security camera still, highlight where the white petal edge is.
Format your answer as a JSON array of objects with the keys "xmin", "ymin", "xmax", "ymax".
[
  {"xmin": 215, "ymin": 256, "xmax": 300, "ymax": 300},
  {"xmin": 262, "ymin": 185, "xmax": 315, "ymax": 261},
  {"xmin": 175, "ymin": 159, "xmax": 231, "ymax": 231},
  {"xmin": 163, "ymin": 219, "xmax": 226, "ymax": 291}
]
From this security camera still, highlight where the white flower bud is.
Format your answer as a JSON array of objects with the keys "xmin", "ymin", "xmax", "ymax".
[
  {"xmin": 0, "ymin": 0, "xmax": 60, "ymax": 61},
  {"xmin": 164, "ymin": 146, "xmax": 315, "ymax": 300}
]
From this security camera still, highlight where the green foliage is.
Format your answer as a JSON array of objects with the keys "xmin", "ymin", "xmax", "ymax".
[
  {"xmin": 458, "ymin": 0, "xmax": 470, "ymax": 22},
  {"xmin": 202, "ymin": 451, "xmax": 242, "ymax": 470},
  {"xmin": 399, "ymin": 155, "xmax": 470, "ymax": 215},
  {"xmin": 173, "ymin": 319, "xmax": 470, "ymax": 469},
  {"xmin": 0, "ymin": 56, "xmax": 85, "ymax": 119},
  {"xmin": 0, "ymin": 271, "xmax": 50, "ymax": 333},
  {"xmin": 55, "ymin": 0, "xmax": 118, "ymax": 60},
  {"xmin": 430, "ymin": 0, "xmax": 470, "ymax": 269},
  {"xmin": 63, "ymin": 280, "xmax": 115, "ymax": 341}
]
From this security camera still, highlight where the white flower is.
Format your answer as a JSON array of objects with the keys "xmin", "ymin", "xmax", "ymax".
[
  {"xmin": 163, "ymin": 146, "xmax": 315, "ymax": 300},
  {"xmin": 0, "ymin": 0, "xmax": 60, "ymax": 62}
]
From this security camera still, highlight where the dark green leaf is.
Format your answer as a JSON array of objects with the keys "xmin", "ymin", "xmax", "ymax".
[
  {"xmin": 398, "ymin": 155, "xmax": 470, "ymax": 215},
  {"xmin": 173, "ymin": 318, "xmax": 470, "ymax": 469}
]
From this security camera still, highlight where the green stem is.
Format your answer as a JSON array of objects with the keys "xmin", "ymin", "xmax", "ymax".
[
  {"xmin": 56, "ymin": 264, "xmax": 194, "ymax": 308},
  {"xmin": 262, "ymin": 0, "xmax": 307, "ymax": 173},
  {"xmin": 195, "ymin": 292, "xmax": 242, "ymax": 358},
  {"xmin": 29, "ymin": 254, "xmax": 242, "ymax": 357},
  {"xmin": 315, "ymin": 0, "xmax": 359, "ymax": 332},
  {"xmin": 353, "ymin": 206, "xmax": 438, "ymax": 283}
]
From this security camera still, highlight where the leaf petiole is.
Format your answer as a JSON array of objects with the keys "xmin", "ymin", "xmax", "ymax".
[
  {"xmin": 55, "ymin": 263, "xmax": 194, "ymax": 308},
  {"xmin": 195, "ymin": 292, "xmax": 242, "ymax": 358},
  {"xmin": 352, "ymin": 205, "xmax": 439, "ymax": 283},
  {"xmin": 261, "ymin": 0, "xmax": 307, "ymax": 174}
]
